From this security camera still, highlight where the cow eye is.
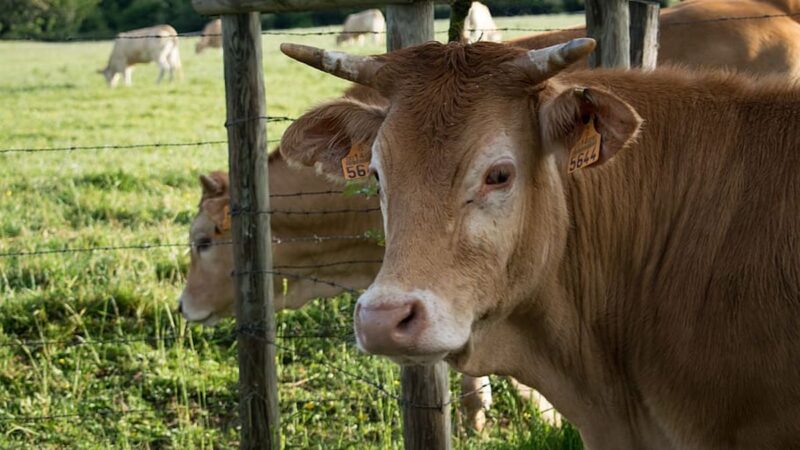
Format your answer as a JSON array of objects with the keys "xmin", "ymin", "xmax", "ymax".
[
  {"xmin": 195, "ymin": 237, "xmax": 212, "ymax": 252},
  {"xmin": 484, "ymin": 163, "xmax": 514, "ymax": 188}
]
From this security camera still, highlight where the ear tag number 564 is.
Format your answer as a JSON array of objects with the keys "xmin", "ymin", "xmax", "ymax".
[{"xmin": 342, "ymin": 142, "xmax": 371, "ymax": 180}]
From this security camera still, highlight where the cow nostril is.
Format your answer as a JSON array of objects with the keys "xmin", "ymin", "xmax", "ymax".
[
  {"xmin": 397, "ymin": 304, "xmax": 417, "ymax": 330},
  {"xmin": 393, "ymin": 301, "xmax": 425, "ymax": 338},
  {"xmin": 177, "ymin": 302, "xmax": 183, "ymax": 314}
]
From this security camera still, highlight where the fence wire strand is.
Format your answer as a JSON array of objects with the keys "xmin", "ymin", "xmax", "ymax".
[
  {"xmin": 0, "ymin": 138, "xmax": 283, "ymax": 155},
  {"xmin": 0, "ymin": 233, "xmax": 377, "ymax": 258},
  {"xmin": 15, "ymin": 11, "xmax": 800, "ymax": 42}
]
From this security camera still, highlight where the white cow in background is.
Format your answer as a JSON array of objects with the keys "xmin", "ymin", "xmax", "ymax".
[
  {"xmin": 195, "ymin": 19, "xmax": 222, "ymax": 54},
  {"xmin": 463, "ymin": 2, "xmax": 502, "ymax": 43},
  {"xmin": 336, "ymin": 9, "xmax": 386, "ymax": 46},
  {"xmin": 98, "ymin": 25, "xmax": 182, "ymax": 87}
]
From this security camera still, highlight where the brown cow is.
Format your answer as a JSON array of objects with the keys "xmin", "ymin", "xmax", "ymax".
[
  {"xmin": 279, "ymin": 40, "xmax": 800, "ymax": 449},
  {"xmin": 509, "ymin": 0, "xmax": 800, "ymax": 77}
]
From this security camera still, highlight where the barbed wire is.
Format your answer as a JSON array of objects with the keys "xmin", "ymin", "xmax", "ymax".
[
  {"xmin": 236, "ymin": 326, "xmax": 492, "ymax": 411},
  {"xmin": 0, "ymin": 327, "xmax": 353, "ymax": 349},
  {"xmin": 0, "ymin": 138, "xmax": 282, "ymax": 156},
  {"xmin": 229, "ymin": 206, "xmax": 381, "ymax": 216},
  {"xmin": 274, "ymin": 259, "xmax": 382, "ymax": 270},
  {"xmin": 224, "ymin": 115, "xmax": 295, "ymax": 127},
  {"xmin": 0, "ymin": 233, "xmax": 377, "ymax": 258},
  {"xmin": 0, "ymin": 408, "xmax": 152, "ymax": 423},
  {"xmin": 270, "ymin": 189, "xmax": 343, "ymax": 198},
  {"xmin": 0, "ymin": 140, "xmax": 226, "ymax": 155},
  {"xmin": 12, "ymin": 11, "xmax": 800, "ymax": 43}
]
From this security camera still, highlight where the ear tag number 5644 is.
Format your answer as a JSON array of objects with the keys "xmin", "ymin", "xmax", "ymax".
[{"xmin": 568, "ymin": 120, "xmax": 601, "ymax": 174}]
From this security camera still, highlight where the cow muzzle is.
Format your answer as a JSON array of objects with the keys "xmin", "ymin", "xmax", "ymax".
[
  {"xmin": 355, "ymin": 298, "xmax": 427, "ymax": 355},
  {"xmin": 354, "ymin": 286, "xmax": 472, "ymax": 362}
]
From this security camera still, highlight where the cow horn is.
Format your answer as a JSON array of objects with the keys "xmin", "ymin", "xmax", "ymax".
[
  {"xmin": 280, "ymin": 43, "xmax": 384, "ymax": 87},
  {"xmin": 513, "ymin": 38, "xmax": 596, "ymax": 81}
]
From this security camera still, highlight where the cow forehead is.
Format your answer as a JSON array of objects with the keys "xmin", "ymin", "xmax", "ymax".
[
  {"xmin": 371, "ymin": 43, "xmax": 536, "ymax": 171},
  {"xmin": 376, "ymin": 96, "xmax": 530, "ymax": 186}
]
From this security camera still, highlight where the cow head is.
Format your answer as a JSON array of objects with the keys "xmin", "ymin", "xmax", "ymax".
[
  {"xmin": 178, "ymin": 171, "xmax": 234, "ymax": 325},
  {"xmin": 178, "ymin": 153, "xmax": 384, "ymax": 325},
  {"xmin": 97, "ymin": 67, "xmax": 117, "ymax": 87},
  {"xmin": 279, "ymin": 40, "xmax": 642, "ymax": 367}
]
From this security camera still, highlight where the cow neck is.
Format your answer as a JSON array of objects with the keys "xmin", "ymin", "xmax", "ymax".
[{"xmin": 513, "ymin": 67, "xmax": 800, "ymax": 441}]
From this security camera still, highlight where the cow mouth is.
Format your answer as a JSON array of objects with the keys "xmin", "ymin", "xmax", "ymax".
[
  {"xmin": 199, "ymin": 314, "xmax": 222, "ymax": 326},
  {"xmin": 387, "ymin": 351, "xmax": 449, "ymax": 366}
]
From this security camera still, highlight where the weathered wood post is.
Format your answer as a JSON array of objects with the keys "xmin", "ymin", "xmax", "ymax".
[
  {"xmin": 448, "ymin": 0, "xmax": 473, "ymax": 43},
  {"xmin": 385, "ymin": 5, "xmax": 451, "ymax": 449},
  {"xmin": 221, "ymin": 13, "xmax": 280, "ymax": 450},
  {"xmin": 629, "ymin": 0, "xmax": 660, "ymax": 70},
  {"xmin": 585, "ymin": 0, "xmax": 630, "ymax": 69},
  {"xmin": 386, "ymin": 2, "xmax": 434, "ymax": 51}
]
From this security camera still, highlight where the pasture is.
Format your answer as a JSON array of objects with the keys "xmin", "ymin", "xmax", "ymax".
[{"xmin": 0, "ymin": 14, "xmax": 584, "ymax": 449}]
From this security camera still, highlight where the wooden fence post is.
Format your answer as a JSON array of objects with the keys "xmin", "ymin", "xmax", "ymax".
[
  {"xmin": 448, "ymin": 0, "xmax": 472, "ymax": 43},
  {"xmin": 222, "ymin": 13, "xmax": 280, "ymax": 450},
  {"xmin": 385, "ymin": 5, "xmax": 451, "ymax": 449},
  {"xmin": 585, "ymin": 0, "xmax": 630, "ymax": 69},
  {"xmin": 386, "ymin": 1, "xmax": 434, "ymax": 51},
  {"xmin": 629, "ymin": 0, "xmax": 660, "ymax": 70}
]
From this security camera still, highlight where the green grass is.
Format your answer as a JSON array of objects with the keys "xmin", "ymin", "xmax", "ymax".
[{"xmin": 0, "ymin": 14, "xmax": 585, "ymax": 449}]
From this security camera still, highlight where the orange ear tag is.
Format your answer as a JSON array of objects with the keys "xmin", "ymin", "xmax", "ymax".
[
  {"xmin": 567, "ymin": 119, "xmax": 601, "ymax": 174},
  {"xmin": 221, "ymin": 204, "xmax": 231, "ymax": 232},
  {"xmin": 341, "ymin": 142, "xmax": 371, "ymax": 180}
]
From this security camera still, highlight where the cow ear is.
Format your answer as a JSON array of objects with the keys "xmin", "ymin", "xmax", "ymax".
[
  {"xmin": 199, "ymin": 174, "xmax": 224, "ymax": 198},
  {"xmin": 280, "ymin": 98, "xmax": 386, "ymax": 180},
  {"xmin": 540, "ymin": 86, "xmax": 642, "ymax": 172}
]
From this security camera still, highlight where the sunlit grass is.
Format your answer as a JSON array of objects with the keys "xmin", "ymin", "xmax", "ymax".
[{"xmin": 0, "ymin": 14, "xmax": 584, "ymax": 449}]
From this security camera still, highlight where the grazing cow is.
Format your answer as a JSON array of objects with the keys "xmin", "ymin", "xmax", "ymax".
[
  {"xmin": 509, "ymin": 0, "xmax": 800, "ymax": 77},
  {"xmin": 279, "ymin": 39, "xmax": 800, "ymax": 449},
  {"xmin": 98, "ymin": 25, "xmax": 182, "ymax": 87},
  {"xmin": 195, "ymin": 19, "xmax": 222, "ymax": 54},
  {"xmin": 463, "ymin": 2, "xmax": 501, "ymax": 43},
  {"xmin": 178, "ymin": 153, "xmax": 383, "ymax": 323},
  {"xmin": 336, "ymin": 9, "xmax": 386, "ymax": 46}
]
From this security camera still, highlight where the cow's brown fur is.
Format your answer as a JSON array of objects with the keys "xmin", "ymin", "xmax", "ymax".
[
  {"xmin": 509, "ymin": 0, "xmax": 800, "ymax": 78},
  {"xmin": 282, "ymin": 41, "xmax": 800, "ymax": 448}
]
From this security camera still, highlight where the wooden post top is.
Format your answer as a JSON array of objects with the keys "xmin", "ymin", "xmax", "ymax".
[{"xmin": 193, "ymin": 0, "xmax": 433, "ymax": 15}]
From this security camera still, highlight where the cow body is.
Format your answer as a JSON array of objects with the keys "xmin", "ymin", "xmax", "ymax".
[
  {"xmin": 464, "ymin": 2, "xmax": 501, "ymax": 43},
  {"xmin": 280, "ymin": 40, "xmax": 800, "ymax": 449},
  {"xmin": 99, "ymin": 25, "xmax": 181, "ymax": 87},
  {"xmin": 509, "ymin": 0, "xmax": 800, "ymax": 78},
  {"xmin": 196, "ymin": 19, "xmax": 222, "ymax": 54},
  {"xmin": 336, "ymin": 9, "xmax": 386, "ymax": 46}
]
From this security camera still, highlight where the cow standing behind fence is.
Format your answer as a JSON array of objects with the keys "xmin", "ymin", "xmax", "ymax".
[
  {"xmin": 281, "ymin": 36, "xmax": 800, "ymax": 450},
  {"xmin": 463, "ymin": 2, "xmax": 501, "ymax": 43},
  {"xmin": 196, "ymin": 19, "xmax": 222, "ymax": 54},
  {"xmin": 336, "ymin": 9, "xmax": 386, "ymax": 46},
  {"xmin": 509, "ymin": 0, "xmax": 800, "ymax": 79},
  {"xmin": 98, "ymin": 25, "xmax": 182, "ymax": 87}
]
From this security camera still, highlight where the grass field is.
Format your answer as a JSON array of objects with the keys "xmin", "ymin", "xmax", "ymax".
[{"xmin": 0, "ymin": 14, "xmax": 586, "ymax": 449}]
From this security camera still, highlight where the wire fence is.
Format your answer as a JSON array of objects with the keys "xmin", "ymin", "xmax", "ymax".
[
  {"xmin": 8, "ymin": 10, "xmax": 800, "ymax": 43},
  {"xmin": 8, "ymin": 4, "xmax": 759, "ymax": 441}
]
